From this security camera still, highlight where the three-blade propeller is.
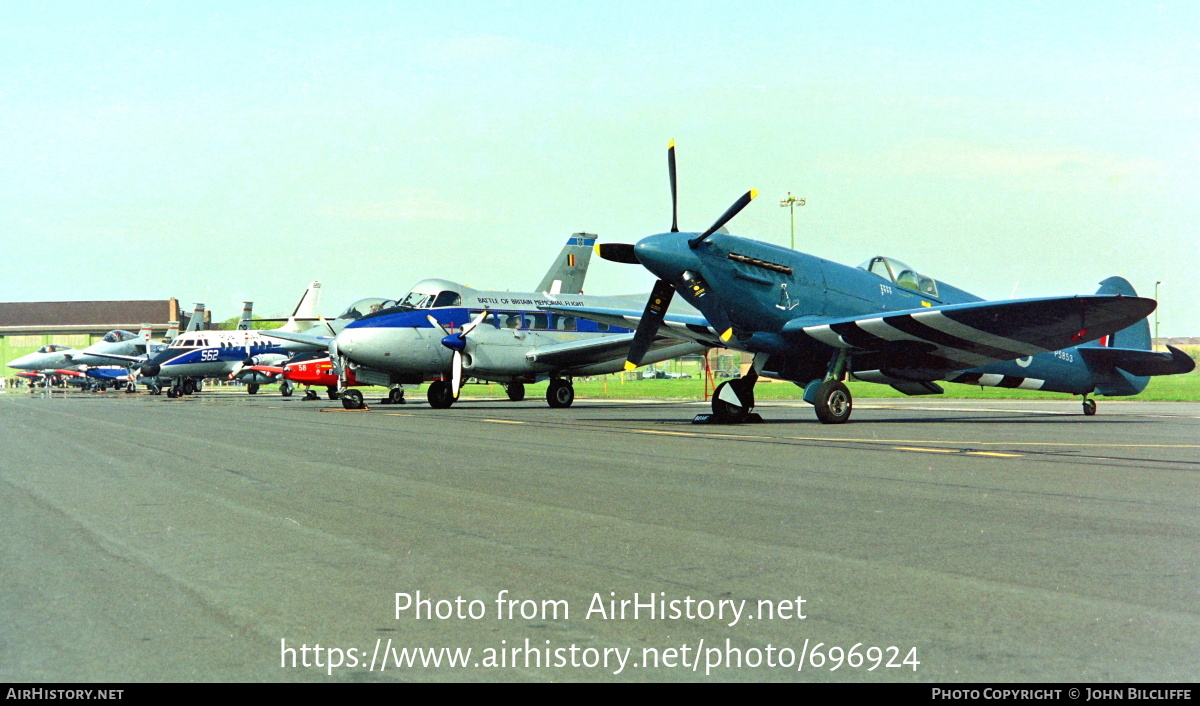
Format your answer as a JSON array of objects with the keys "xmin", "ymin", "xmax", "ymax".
[
  {"xmin": 431, "ymin": 310, "xmax": 490, "ymax": 398},
  {"xmin": 596, "ymin": 141, "xmax": 755, "ymax": 369}
]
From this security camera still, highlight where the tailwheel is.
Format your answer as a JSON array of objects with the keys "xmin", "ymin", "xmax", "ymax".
[
  {"xmin": 712, "ymin": 379, "xmax": 754, "ymax": 424},
  {"xmin": 428, "ymin": 380, "xmax": 455, "ymax": 409},
  {"xmin": 1082, "ymin": 398, "xmax": 1097, "ymax": 416},
  {"xmin": 341, "ymin": 389, "xmax": 365, "ymax": 410},
  {"xmin": 506, "ymin": 381, "xmax": 525, "ymax": 402},
  {"xmin": 813, "ymin": 379, "xmax": 852, "ymax": 424},
  {"xmin": 546, "ymin": 378, "xmax": 575, "ymax": 408}
]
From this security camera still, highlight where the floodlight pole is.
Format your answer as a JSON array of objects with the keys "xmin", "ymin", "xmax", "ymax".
[
  {"xmin": 779, "ymin": 192, "xmax": 806, "ymax": 250},
  {"xmin": 1154, "ymin": 281, "xmax": 1161, "ymax": 351}
]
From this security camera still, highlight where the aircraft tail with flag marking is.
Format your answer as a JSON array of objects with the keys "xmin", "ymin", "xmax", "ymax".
[
  {"xmin": 1079, "ymin": 277, "xmax": 1193, "ymax": 395},
  {"xmin": 536, "ymin": 233, "xmax": 595, "ymax": 295}
]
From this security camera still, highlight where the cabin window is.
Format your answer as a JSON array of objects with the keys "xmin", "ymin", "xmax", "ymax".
[
  {"xmin": 556, "ymin": 315, "xmax": 577, "ymax": 331},
  {"xmin": 526, "ymin": 313, "xmax": 549, "ymax": 330}
]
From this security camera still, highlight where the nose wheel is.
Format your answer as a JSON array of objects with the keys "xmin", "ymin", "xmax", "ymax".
[{"xmin": 341, "ymin": 388, "xmax": 366, "ymax": 410}]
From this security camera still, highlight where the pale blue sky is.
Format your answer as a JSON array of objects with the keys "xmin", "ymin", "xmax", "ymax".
[{"xmin": 2, "ymin": 2, "xmax": 1196, "ymax": 334}]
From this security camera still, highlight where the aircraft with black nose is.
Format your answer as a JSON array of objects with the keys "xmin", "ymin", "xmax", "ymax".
[{"xmin": 551, "ymin": 142, "xmax": 1194, "ymax": 424}]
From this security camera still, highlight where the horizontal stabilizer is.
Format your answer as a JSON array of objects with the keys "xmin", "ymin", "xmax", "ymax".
[{"xmin": 1080, "ymin": 345, "xmax": 1195, "ymax": 377}]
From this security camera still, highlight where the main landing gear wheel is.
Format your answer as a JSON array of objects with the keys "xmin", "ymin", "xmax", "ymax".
[
  {"xmin": 428, "ymin": 380, "xmax": 455, "ymax": 409},
  {"xmin": 546, "ymin": 379, "xmax": 575, "ymax": 408},
  {"xmin": 327, "ymin": 387, "xmax": 339, "ymax": 400},
  {"xmin": 280, "ymin": 382, "xmax": 293, "ymax": 397},
  {"xmin": 1082, "ymin": 398, "xmax": 1097, "ymax": 416},
  {"xmin": 182, "ymin": 379, "xmax": 197, "ymax": 395},
  {"xmin": 712, "ymin": 380, "xmax": 753, "ymax": 424},
  {"xmin": 167, "ymin": 387, "xmax": 180, "ymax": 399},
  {"xmin": 341, "ymin": 388, "xmax": 365, "ymax": 410},
  {"xmin": 386, "ymin": 387, "xmax": 406, "ymax": 405},
  {"xmin": 247, "ymin": 383, "xmax": 260, "ymax": 395},
  {"xmin": 506, "ymin": 381, "xmax": 525, "ymax": 402},
  {"xmin": 813, "ymin": 379, "xmax": 852, "ymax": 424}
]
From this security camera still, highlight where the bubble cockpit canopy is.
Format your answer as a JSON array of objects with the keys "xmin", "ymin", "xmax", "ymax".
[
  {"xmin": 101, "ymin": 330, "xmax": 137, "ymax": 344},
  {"xmin": 336, "ymin": 298, "xmax": 398, "ymax": 321},
  {"xmin": 858, "ymin": 256, "xmax": 940, "ymax": 298}
]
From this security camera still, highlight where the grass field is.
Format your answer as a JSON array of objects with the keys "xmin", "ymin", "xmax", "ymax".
[{"xmin": 445, "ymin": 367, "xmax": 1200, "ymax": 403}]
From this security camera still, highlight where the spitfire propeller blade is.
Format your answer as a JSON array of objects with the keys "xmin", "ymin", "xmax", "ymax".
[
  {"xmin": 595, "ymin": 242, "xmax": 639, "ymax": 264},
  {"xmin": 689, "ymin": 189, "xmax": 758, "ymax": 248},
  {"xmin": 669, "ymin": 139, "xmax": 679, "ymax": 233},
  {"xmin": 624, "ymin": 279, "xmax": 675, "ymax": 370}
]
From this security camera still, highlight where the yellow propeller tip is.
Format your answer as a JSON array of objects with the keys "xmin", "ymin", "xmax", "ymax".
[
  {"xmin": 749, "ymin": 189, "xmax": 759, "ymax": 200},
  {"xmin": 594, "ymin": 243, "xmax": 602, "ymax": 255},
  {"xmin": 624, "ymin": 361, "xmax": 638, "ymax": 371},
  {"xmin": 668, "ymin": 139, "xmax": 675, "ymax": 148},
  {"xmin": 720, "ymin": 327, "xmax": 734, "ymax": 342}
]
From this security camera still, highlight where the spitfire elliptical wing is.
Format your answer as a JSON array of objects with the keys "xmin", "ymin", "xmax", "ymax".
[{"xmin": 780, "ymin": 294, "xmax": 1156, "ymax": 373}]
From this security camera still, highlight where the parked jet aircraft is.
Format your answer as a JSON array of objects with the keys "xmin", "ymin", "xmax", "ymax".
[
  {"xmin": 327, "ymin": 228, "xmax": 709, "ymax": 410},
  {"xmin": 7, "ymin": 343, "xmax": 81, "ymax": 377},
  {"xmin": 560, "ymin": 142, "xmax": 1194, "ymax": 424},
  {"xmin": 237, "ymin": 352, "xmax": 366, "ymax": 400},
  {"xmin": 138, "ymin": 285, "xmax": 335, "ymax": 397},
  {"xmin": 7, "ymin": 306, "xmax": 198, "ymax": 390}
]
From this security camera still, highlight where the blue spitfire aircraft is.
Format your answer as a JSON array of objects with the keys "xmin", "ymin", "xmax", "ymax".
[
  {"xmin": 327, "ymin": 233, "xmax": 708, "ymax": 410},
  {"xmin": 553, "ymin": 142, "xmax": 1194, "ymax": 424}
]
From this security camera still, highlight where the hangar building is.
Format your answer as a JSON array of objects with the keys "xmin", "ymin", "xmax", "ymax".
[{"xmin": 0, "ymin": 299, "xmax": 208, "ymax": 372}]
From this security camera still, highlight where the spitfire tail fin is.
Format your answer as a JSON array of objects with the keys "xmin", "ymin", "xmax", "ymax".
[
  {"xmin": 1078, "ymin": 276, "xmax": 1194, "ymax": 396},
  {"xmin": 536, "ymin": 233, "xmax": 596, "ymax": 295},
  {"xmin": 1091, "ymin": 276, "xmax": 1151, "ymax": 351}
]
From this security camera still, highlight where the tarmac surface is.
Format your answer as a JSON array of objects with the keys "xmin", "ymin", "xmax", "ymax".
[{"xmin": 2, "ymin": 388, "xmax": 1197, "ymax": 682}]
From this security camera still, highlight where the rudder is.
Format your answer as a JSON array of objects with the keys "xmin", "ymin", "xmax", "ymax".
[{"xmin": 1093, "ymin": 276, "xmax": 1151, "ymax": 351}]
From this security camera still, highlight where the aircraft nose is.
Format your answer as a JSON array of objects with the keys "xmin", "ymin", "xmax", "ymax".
[
  {"xmin": 7, "ymin": 354, "xmax": 35, "ymax": 370},
  {"xmin": 141, "ymin": 363, "xmax": 160, "ymax": 377},
  {"xmin": 634, "ymin": 232, "xmax": 691, "ymax": 281},
  {"xmin": 334, "ymin": 328, "xmax": 362, "ymax": 357}
]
